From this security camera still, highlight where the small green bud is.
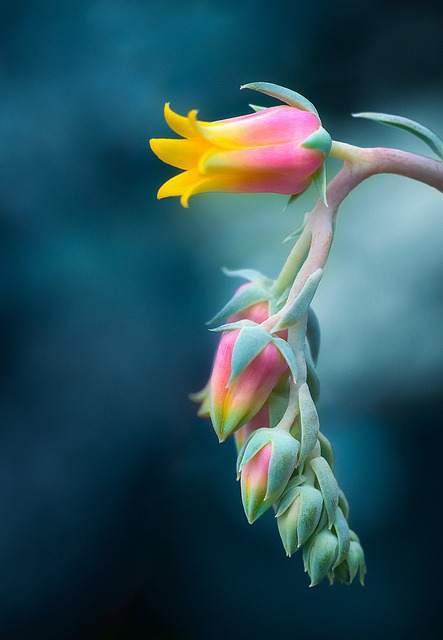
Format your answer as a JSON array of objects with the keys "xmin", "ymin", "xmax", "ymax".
[
  {"xmin": 276, "ymin": 484, "xmax": 323, "ymax": 556},
  {"xmin": 307, "ymin": 529, "xmax": 338, "ymax": 586}
]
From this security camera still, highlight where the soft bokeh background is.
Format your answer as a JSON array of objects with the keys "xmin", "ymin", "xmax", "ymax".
[{"xmin": 1, "ymin": 1, "xmax": 442, "ymax": 638}]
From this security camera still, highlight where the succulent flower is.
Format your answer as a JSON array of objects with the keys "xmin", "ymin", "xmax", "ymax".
[
  {"xmin": 209, "ymin": 328, "xmax": 288, "ymax": 441},
  {"xmin": 150, "ymin": 99, "xmax": 330, "ymax": 207},
  {"xmin": 237, "ymin": 427, "xmax": 299, "ymax": 523}
]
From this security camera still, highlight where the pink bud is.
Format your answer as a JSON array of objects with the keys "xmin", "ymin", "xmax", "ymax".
[
  {"xmin": 241, "ymin": 443, "xmax": 273, "ymax": 522},
  {"xmin": 209, "ymin": 329, "xmax": 287, "ymax": 441}
]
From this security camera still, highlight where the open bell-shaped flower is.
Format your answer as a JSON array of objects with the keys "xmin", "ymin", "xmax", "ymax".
[{"xmin": 150, "ymin": 88, "xmax": 331, "ymax": 206}]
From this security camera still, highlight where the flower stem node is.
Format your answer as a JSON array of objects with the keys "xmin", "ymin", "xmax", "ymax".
[{"xmin": 237, "ymin": 427, "xmax": 300, "ymax": 523}]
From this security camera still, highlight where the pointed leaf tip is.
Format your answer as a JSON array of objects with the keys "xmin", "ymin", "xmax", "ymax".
[
  {"xmin": 301, "ymin": 127, "xmax": 332, "ymax": 157},
  {"xmin": 313, "ymin": 165, "xmax": 328, "ymax": 206},
  {"xmin": 228, "ymin": 326, "xmax": 272, "ymax": 383},
  {"xmin": 352, "ymin": 111, "xmax": 443, "ymax": 160},
  {"xmin": 240, "ymin": 82, "xmax": 320, "ymax": 121}
]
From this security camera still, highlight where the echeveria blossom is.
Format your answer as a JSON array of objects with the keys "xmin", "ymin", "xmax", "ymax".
[
  {"xmin": 237, "ymin": 427, "xmax": 299, "ymax": 523},
  {"xmin": 150, "ymin": 103, "xmax": 328, "ymax": 206},
  {"xmin": 209, "ymin": 328, "xmax": 287, "ymax": 442}
]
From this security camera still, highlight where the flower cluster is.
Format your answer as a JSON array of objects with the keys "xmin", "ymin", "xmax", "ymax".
[
  {"xmin": 191, "ymin": 268, "xmax": 365, "ymax": 586},
  {"xmin": 153, "ymin": 82, "xmax": 368, "ymax": 586}
]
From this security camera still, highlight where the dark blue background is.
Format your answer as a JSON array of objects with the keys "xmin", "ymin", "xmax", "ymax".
[{"xmin": 1, "ymin": 1, "xmax": 442, "ymax": 638}]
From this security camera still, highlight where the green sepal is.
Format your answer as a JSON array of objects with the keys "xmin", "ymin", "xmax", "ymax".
[
  {"xmin": 352, "ymin": 111, "xmax": 443, "ymax": 160},
  {"xmin": 307, "ymin": 529, "xmax": 338, "ymax": 587},
  {"xmin": 249, "ymin": 104, "xmax": 267, "ymax": 112},
  {"xmin": 306, "ymin": 307, "xmax": 321, "ymax": 365},
  {"xmin": 209, "ymin": 319, "xmax": 257, "ymax": 332},
  {"xmin": 241, "ymin": 82, "xmax": 321, "ymax": 121},
  {"xmin": 312, "ymin": 164, "xmax": 328, "ymax": 206},
  {"xmin": 332, "ymin": 507, "xmax": 351, "ymax": 568},
  {"xmin": 305, "ymin": 339, "xmax": 320, "ymax": 405},
  {"xmin": 268, "ymin": 289, "xmax": 289, "ymax": 316},
  {"xmin": 237, "ymin": 427, "xmax": 272, "ymax": 473},
  {"xmin": 283, "ymin": 193, "xmax": 303, "ymax": 212},
  {"xmin": 338, "ymin": 488, "xmax": 350, "ymax": 520},
  {"xmin": 189, "ymin": 381, "xmax": 211, "ymax": 418},
  {"xmin": 271, "ymin": 269, "xmax": 323, "ymax": 333},
  {"xmin": 331, "ymin": 561, "xmax": 349, "ymax": 585},
  {"xmin": 274, "ymin": 475, "xmax": 307, "ymax": 517},
  {"xmin": 318, "ymin": 431, "xmax": 334, "ymax": 472},
  {"xmin": 296, "ymin": 485, "xmax": 324, "ymax": 548},
  {"xmin": 189, "ymin": 381, "xmax": 209, "ymax": 404},
  {"xmin": 238, "ymin": 428, "xmax": 299, "ymax": 522},
  {"xmin": 265, "ymin": 430, "xmax": 300, "ymax": 499},
  {"xmin": 276, "ymin": 484, "xmax": 323, "ymax": 556},
  {"xmin": 269, "ymin": 334, "xmax": 298, "ymax": 381},
  {"xmin": 349, "ymin": 529, "xmax": 361, "ymax": 544},
  {"xmin": 228, "ymin": 326, "xmax": 272, "ymax": 384},
  {"xmin": 309, "ymin": 456, "xmax": 339, "ymax": 529},
  {"xmin": 313, "ymin": 506, "xmax": 328, "ymax": 536},
  {"xmin": 345, "ymin": 539, "xmax": 366, "ymax": 585},
  {"xmin": 303, "ymin": 535, "xmax": 313, "ymax": 573},
  {"xmin": 267, "ymin": 380, "xmax": 291, "ymax": 428},
  {"xmin": 345, "ymin": 542, "xmax": 361, "ymax": 584},
  {"xmin": 298, "ymin": 383, "xmax": 320, "ymax": 465},
  {"xmin": 207, "ymin": 282, "xmax": 269, "ymax": 326},
  {"xmin": 283, "ymin": 223, "xmax": 304, "ymax": 244},
  {"xmin": 222, "ymin": 266, "xmax": 273, "ymax": 286},
  {"xmin": 301, "ymin": 127, "xmax": 332, "ymax": 158}
]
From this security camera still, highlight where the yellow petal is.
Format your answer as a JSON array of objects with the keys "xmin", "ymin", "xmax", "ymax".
[
  {"xmin": 180, "ymin": 174, "xmax": 247, "ymax": 207},
  {"xmin": 157, "ymin": 170, "xmax": 201, "ymax": 202},
  {"xmin": 164, "ymin": 103, "xmax": 203, "ymax": 139},
  {"xmin": 150, "ymin": 138, "xmax": 211, "ymax": 170}
]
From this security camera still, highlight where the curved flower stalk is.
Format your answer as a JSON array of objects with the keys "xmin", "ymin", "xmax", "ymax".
[{"xmin": 153, "ymin": 82, "xmax": 443, "ymax": 586}]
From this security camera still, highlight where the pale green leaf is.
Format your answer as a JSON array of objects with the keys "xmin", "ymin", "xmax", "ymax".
[{"xmin": 352, "ymin": 111, "xmax": 443, "ymax": 160}]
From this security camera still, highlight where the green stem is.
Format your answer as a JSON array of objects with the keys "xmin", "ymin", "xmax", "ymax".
[
  {"xmin": 272, "ymin": 228, "xmax": 312, "ymax": 297},
  {"xmin": 263, "ymin": 144, "xmax": 443, "ymax": 334},
  {"xmin": 329, "ymin": 141, "xmax": 366, "ymax": 163}
]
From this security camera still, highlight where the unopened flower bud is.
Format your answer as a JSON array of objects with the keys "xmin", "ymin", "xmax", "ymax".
[
  {"xmin": 305, "ymin": 528, "xmax": 338, "ymax": 587},
  {"xmin": 331, "ymin": 532, "xmax": 366, "ymax": 585},
  {"xmin": 237, "ymin": 427, "xmax": 299, "ymax": 523},
  {"xmin": 209, "ymin": 329, "xmax": 287, "ymax": 441},
  {"xmin": 276, "ymin": 484, "xmax": 323, "ymax": 556}
]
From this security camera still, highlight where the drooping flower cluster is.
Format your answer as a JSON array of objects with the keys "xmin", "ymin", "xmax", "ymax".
[
  {"xmin": 153, "ymin": 82, "xmax": 366, "ymax": 586},
  {"xmin": 191, "ymin": 268, "xmax": 365, "ymax": 586}
]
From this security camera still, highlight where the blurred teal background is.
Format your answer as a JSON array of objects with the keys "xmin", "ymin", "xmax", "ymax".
[{"xmin": 1, "ymin": 1, "xmax": 442, "ymax": 638}]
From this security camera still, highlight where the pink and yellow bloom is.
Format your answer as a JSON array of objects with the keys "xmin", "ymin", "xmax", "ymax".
[
  {"xmin": 150, "ymin": 103, "xmax": 328, "ymax": 207},
  {"xmin": 209, "ymin": 328, "xmax": 287, "ymax": 442}
]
